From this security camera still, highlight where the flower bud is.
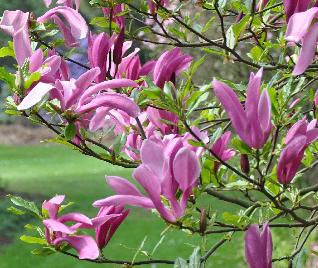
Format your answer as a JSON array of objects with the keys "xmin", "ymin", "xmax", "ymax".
[
  {"xmin": 240, "ymin": 154, "xmax": 250, "ymax": 174},
  {"xmin": 113, "ymin": 26, "xmax": 125, "ymax": 65},
  {"xmin": 199, "ymin": 209, "xmax": 207, "ymax": 234}
]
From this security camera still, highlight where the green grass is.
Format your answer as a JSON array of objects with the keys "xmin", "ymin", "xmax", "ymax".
[{"xmin": 0, "ymin": 144, "xmax": 260, "ymax": 267}]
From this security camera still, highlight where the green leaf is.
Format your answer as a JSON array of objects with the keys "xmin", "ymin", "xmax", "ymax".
[
  {"xmin": 7, "ymin": 206, "xmax": 25, "ymax": 215},
  {"xmin": 31, "ymin": 247, "xmax": 56, "ymax": 256},
  {"xmin": 24, "ymin": 72, "xmax": 41, "ymax": 89},
  {"xmin": 189, "ymin": 247, "xmax": 200, "ymax": 268},
  {"xmin": 64, "ymin": 124, "xmax": 76, "ymax": 140},
  {"xmin": 174, "ymin": 257, "xmax": 188, "ymax": 268},
  {"xmin": 0, "ymin": 67, "xmax": 15, "ymax": 88},
  {"xmin": 20, "ymin": 235, "xmax": 47, "ymax": 245},
  {"xmin": 7, "ymin": 195, "xmax": 41, "ymax": 218},
  {"xmin": 226, "ymin": 26, "xmax": 236, "ymax": 49},
  {"xmin": 0, "ymin": 46, "xmax": 15, "ymax": 58}
]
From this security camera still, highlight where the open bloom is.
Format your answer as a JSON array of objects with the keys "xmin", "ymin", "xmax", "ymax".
[
  {"xmin": 285, "ymin": 7, "xmax": 318, "ymax": 75},
  {"xmin": 0, "ymin": 10, "xmax": 32, "ymax": 65},
  {"xmin": 42, "ymin": 195, "xmax": 99, "ymax": 260},
  {"xmin": 94, "ymin": 138, "xmax": 201, "ymax": 223},
  {"xmin": 213, "ymin": 68, "xmax": 272, "ymax": 149},
  {"xmin": 277, "ymin": 118, "xmax": 318, "ymax": 184},
  {"xmin": 245, "ymin": 223, "xmax": 272, "ymax": 268},
  {"xmin": 37, "ymin": 6, "xmax": 88, "ymax": 47}
]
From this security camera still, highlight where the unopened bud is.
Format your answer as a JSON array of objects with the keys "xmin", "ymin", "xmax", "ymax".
[
  {"xmin": 240, "ymin": 154, "xmax": 250, "ymax": 174},
  {"xmin": 199, "ymin": 209, "xmax": 207, "ymax": 234},
  {"xmin": 113, "ymin": 26, "xmax": 125, "ymax": 65}
]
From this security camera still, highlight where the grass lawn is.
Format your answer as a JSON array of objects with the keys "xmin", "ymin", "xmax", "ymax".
[{"xmin": 0, "ymin": 144, "xmax": 297, "ymax": 267}]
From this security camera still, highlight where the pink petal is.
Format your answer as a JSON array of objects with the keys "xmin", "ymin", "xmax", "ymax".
[
  {"xmin": 17, "ymin": 83, "xmax": 55, "ymax": 110},
  {"xmin": 107, "ymin": 176, "xmax": 144, "ymax": 196},
  {"xmin": 37, "ymin": 6, "xmax": 88, "ymax": 40},
  {"xmin": 93, "ymin": 195, "xmax": 154, "ymax": 209},
  {"xmin": 140, "ymin": 139, "xmax": 165, "ymax": 178},
  {"xmin": 58, "ymin": 212, "xmax": 92, "ymax": 225},
  {"xmin": 43, "ymin": 219, "xmax": 75, "ymax": 234},
  {"xmin": 172, "ymin": 148, "xmax": 200, "ymax": 192},
  {"xmin": 54, "ymin": 235, "xmax": 99, "ymax": 260}
]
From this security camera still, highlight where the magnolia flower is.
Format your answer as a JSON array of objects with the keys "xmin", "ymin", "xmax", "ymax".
[
  {"xmin": 0, "ymin": 10, "xmax": 32, "ymax": 66},
  {"xmin": 153, "ymin": 48, "xmax": 192, "ymax": 88},
  {"xmin": 147, "ymin": 107, "xmax": 179, "ymax": 135},
  {"xmin": 285, "ymin": 7, "xmax": 318, "ymax": 75},
  {"xmin": 283, "ymin": 0, "xmax": 316, "ymax": 22},
  {"xmin": 277, "ymin": 118, "xmax": 318, "ymax": 184},
  {"xmin": 213, "ymin": 68, "xmax": 272, "ymax": 149},
  {"xmin": 211, "ymin": 131, "xmax": 235, "ymax": 162},
  {"xmin": 42, "ymin": 195, "xmax": 99, "ymax": 260},
  {"xmin": 94, "ymin": 138, "xmax": 201, "ymax": 223},
  {"xmin": 245, "ymin": 223, "xmax": 272, "ymax": 268},
  {"xmin": 37, "ymin": 6, "xmax": 88, "ymax": 47},
  {"xmin": 29, "ymin": 49, "xmax": 70, "ymax": 83},
  {"xmin": 211, "ymin": 131, "xmax": 235, "ymax": 172},
  {"xmin": 88, "ymin": 32, "xmax": 114, "ymax": 83}
]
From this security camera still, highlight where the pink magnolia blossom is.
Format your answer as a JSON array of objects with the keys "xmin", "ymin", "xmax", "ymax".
[
  {"xmin": 277, "ymin": 118, "xmax": 318, "ymax": 184},
  {"xmin": 245, "ymin": 223, "xmax": 272, "ymax": 268},
  {"xmin": 42, "ymin": 195, "xmax": 99, "ymax": 260},
  {"xmin": 147, "ymin": 107, "xmax": 179, "ymax": 135},
  {"xmin": 213, "ymin": 68, "xmax": 272, "ymax": 149},
  {"xmin": 42, "ymin": 195, "xmax": 128, "ymax": 258},
  {"xmin": 211, "ymin": 131, "xmax": 235, "ymax": 162},
  {"xmin": 94, "ymin": 138, "xmax": 201, "ymax": 223},
  {"xmin": 37, "ymin": 6, "xmax": 88, "ymax": 47},
  {"xmin": 88, "ymin": 32, "xmax": 114, "ymax": 83},
  {"xmin": 0, "ymin": 10, "xmax": 32, "ymax": 66},
  {"xmin": 285, "ymin": 7, "xmax": 318, "ymax": 75},
  {"xmin": 283, "ymin": 0, "xmax": 317, "ymax": 22},
  {"xmin": 153, "ymin": 48, "xmax": 192, "ymax": 88}
]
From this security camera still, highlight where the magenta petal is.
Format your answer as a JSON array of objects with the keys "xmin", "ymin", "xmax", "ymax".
[
  {"xmin": 0, "ymin": 10, "xmax": 32, "ymax": 65},
  {"xmin": 54, "ymin": 235, "xmax": 99, "ymax": 260},
  {"xmin": 37, "ymin": 6, "xmax": 88, "ymax": 39},
  {"xmin": 17, "ymin": 83, "xmax": 55, "ymax": 110},
  {"xmin": 93, "ymin": 195, "xmax": 154, "ymax": 209},
  {"xmin": 258, "ymin": 89, "xmax": 272, "ymax": 133},
  {"xmin": 133, "ymin": 165, "xmax": 176, "ymax": 222},
  {"xmin": 140, "ymin": 139, "xmax": 165, "ymax": 178},
  {"xmin": 43, "ymin": 219, "xmax": 75, "ymax": 234},
  {"xmin": 172, "ymin": 148, "xmax": 200, "ymax": 192},
  {"xmin": 285, "ymin": 119, "xmax": 307, "ymax": 144},
  {"xmin": 245, "ymin": 223, "xmax": 272, "ymax": 268},
  {"xmin": 77, "ymin": 93, "xmax": 140, "ymax": 118},
  {"xmin": 78, "ymin": 79, "xmax": 139, "ymax": 105},
  {"xmin": 107, "ymin": 176, "xmax": 143, "ymax": 196},
  {"xmin": 213, "ymin": 79, "xmax": 247, "ymax": 140},
  {"xmin": 89, "ymin": 107, "xmax": 111, "ymax": 132},
  {"xmin": 58, "ymin": 212, "xmax": 92, "ymax": 225},
  {"xmin": 42, "ymin": 195, "xmax": 65, "ymax": 219},
  {"xmin": 293, "ymin": 23, "xmax": 318, "ymax": 75}
]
